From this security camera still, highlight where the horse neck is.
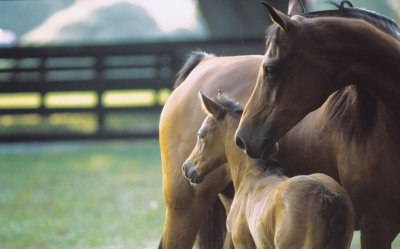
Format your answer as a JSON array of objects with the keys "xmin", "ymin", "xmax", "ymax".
[
  {"xmin": 223, "ymin": 127, "xmax": 270, "ymax": 190},
  {"xmin": 318, "ymin": 19, "xmax": 400, "ymax": 117}
]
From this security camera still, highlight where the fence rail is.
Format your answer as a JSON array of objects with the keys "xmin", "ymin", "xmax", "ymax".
[{"xmin": 0, "ymin": 38, "xmax": 265, "ymax": 142}]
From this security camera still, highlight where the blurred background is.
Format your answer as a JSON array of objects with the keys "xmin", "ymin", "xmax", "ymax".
[{"xmin": 0, "ymin": 0, "xmax": 398, "ymax": 248}]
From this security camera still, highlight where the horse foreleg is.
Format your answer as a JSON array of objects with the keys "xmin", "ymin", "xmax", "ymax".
[
  {"xmin": 161, "ymin": 201, "xmax": 213, "ymax": 249},
  {"xmin": 359, "ymin": 212, "xmax": 399, "ymax": 249},
  {"xmin": 161, "ymin": 168, "xmax": 231, "ymax": 248}
]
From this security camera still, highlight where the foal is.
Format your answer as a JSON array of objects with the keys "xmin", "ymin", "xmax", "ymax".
[{"xmin": 183, "ymin": 92, "xmax": 354, "ymax": 249}]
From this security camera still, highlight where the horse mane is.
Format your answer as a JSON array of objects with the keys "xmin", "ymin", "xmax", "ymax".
[
  {"xmin": 173, "ymin": 51, "xmax": 212, "ymax": 89},
  {"xmin": 259, "ymin": 158, "xmax": 285, "ymax": 176},
  {"xmin": 266, "ymin": 1, "xmax": 400, "ymax": 41},
  {"xmin": 215, "ymin": 90, "xmax": 244, "ymax": 115},
  {"xmin": 324, "ymin": 86, "xmax": 377, "ymax": 141},
  {"xmin": 301, "ymin": 1, "xmax": 400, "ymax": 38}
]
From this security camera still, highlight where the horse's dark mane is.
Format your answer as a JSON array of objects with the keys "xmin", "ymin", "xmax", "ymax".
[
  {"xmin": 215, "ymin": 91, "xmax": 243, "ymax": 115},
  {"xmin": 302, "ymin": 7, "xmax": 399, "ymax": 38},
  {"xmin": 324, "ymin": 86, "xmax": 377, "ymax": 141},
  {"xmin": 259, "ymin": 158, "xmax": 285, "ymax": 176},
  {"xmin": 173, "ymin": 51, "xmax": 212, "ymax": 89},
  {"xmin": 265, "ymin": 1, "xmax": 400, "ymax": 41}
]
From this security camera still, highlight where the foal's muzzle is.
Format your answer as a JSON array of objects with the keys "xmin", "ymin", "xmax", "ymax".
[{"xmin": 182, "ymin": 162, "xmax": 204, "ymax": 184}]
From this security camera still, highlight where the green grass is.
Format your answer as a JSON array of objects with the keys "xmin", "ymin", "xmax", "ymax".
[
  {"xmin": 1, "ymin": 140, "xmax": 400, "ymax": 249},
  {"xmin": 0, "ymin": 140, "xmax": 164, "ymax": 249}
]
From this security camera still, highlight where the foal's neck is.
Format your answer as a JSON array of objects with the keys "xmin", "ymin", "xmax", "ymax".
[{"xmin": 225, "ymin": 139, "xmax": 279, "ymax": 190}]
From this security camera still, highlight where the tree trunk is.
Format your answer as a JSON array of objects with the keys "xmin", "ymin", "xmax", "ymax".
[{"xmin": 197, "ymin": 0, "xmax": 289, "ymax": 39}]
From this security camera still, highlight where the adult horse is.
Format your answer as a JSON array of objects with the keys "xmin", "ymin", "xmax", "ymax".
[
  {"xmin": 159, "ymin": 0, "xmax": 399, "ymax": 248},
  {"xmin": 159, "ymin": 52, "xmax": 261, "ymax": 249},
  {"xmin": 235, "ymin": 3, "xmax": 400, "ymax": 249}
]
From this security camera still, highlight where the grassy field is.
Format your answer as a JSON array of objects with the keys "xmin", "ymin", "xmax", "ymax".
[
  {"xmin": 1, "ymin": 140, "xmax": 400, "ymax": 249},
  {"xmin": 0, "ymin": 140, "xmax": 164, "ymax": 249}
]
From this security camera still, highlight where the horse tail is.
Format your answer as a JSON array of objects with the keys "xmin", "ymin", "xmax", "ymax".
[
  {"xmin": 321, "ymin": 190, "xmax": 353, "ymax": 249},
  {"xmin": 173, "ymin": 51, "xmax": 213, "ymax": 89},
  {"xmin": 195, "ymin": 197, "xmax": 227, "ymax": 249}
]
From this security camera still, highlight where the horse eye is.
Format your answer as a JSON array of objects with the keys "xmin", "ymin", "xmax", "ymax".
[
  {"xmin": 234, "ymin": 109, "xmax": 243, "ymax": 116},
  {"xmin": 198, "ymin": 131, "xmax": 205, "ymax": 139},
  {"xmin": 264, "ymin": 65, "xmax": 278, "ymax": 79}
]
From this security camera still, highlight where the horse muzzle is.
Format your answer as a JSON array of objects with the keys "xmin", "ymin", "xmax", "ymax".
[
  {"xmin": 182, "ymin": 161, "xmax": 204, "ymax": 184},
  {"xmin": 235, "ymin": 131, "xmax": 279, "ymax": 160}
]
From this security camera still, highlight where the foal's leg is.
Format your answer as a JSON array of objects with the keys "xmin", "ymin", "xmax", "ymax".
[
  {"xmin": 360, "ymin": 212, "xmax": 399, "ymax": 249},
  {"xmin": 218, "ymin": 193, "xmax": 235, "ymax": 249},
  {"xmin": 161, "ymin": 166, "xmax": 231, "ymax": 249}
]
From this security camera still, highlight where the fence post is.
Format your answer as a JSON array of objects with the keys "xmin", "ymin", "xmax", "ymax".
[{"xmin": 94, "ymin": 55, "xmax": 105, "ymax": 135}]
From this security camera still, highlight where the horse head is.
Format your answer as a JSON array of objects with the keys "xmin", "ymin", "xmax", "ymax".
[
  {"xmin": 182, "ymin": 91, "xmax": 242, "ymax": 184},
  {"xmin": 235, "ymin": 3, "xmax": 363, "ymax": 160}
]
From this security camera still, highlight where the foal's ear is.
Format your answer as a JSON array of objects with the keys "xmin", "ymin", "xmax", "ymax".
[
  {"xmin": 288, "ymin": 0, "xmax": 305, "ymax": 15},
  {"xmin": 261, "ymin": 2, "xmax": 294, "ymax": 32},
  {"xmin": 199, "ymin": 92, "xmax": 226, "ymax": 119}
]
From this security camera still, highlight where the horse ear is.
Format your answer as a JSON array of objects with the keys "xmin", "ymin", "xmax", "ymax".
[
  {"xmin": 261, "ymin": 2, "xmax": 293, "ymax": 32},
  {"xmin": 199, "ymin": 92, "xmax": 226, "ymax": 119},
  {"xmin": 288, "ymin": 0, "xmax": 305, "ymax": 15}
]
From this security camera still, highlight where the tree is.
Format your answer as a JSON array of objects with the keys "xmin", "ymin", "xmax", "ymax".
[{"xmin": 197, "ymin": 0, "xmax": 289, "ymax": 39}]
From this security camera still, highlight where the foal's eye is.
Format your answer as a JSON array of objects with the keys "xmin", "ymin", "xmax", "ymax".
[
  {"xmin": 198, "ymin": 131, "xmax": 205, "ymax": 139},
  {"xmin": 264, "ymin": 65, "xmax": 278, "ymax": 80}
]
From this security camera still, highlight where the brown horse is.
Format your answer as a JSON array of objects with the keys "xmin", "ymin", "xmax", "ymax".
[
  {"xmin": 235, "ymin": 3, "xmax": 400, "ymax": 249},
  {"xmin": 159, "ymin": 52, "xmax": 262, "ymax": 249},
  {"xmin": 159, "ymin": 0, "xmax": 399, "ymax": 248},
  {"xmin": 183, "ymin": 92, "xmax": 354, "ymax": 249}
]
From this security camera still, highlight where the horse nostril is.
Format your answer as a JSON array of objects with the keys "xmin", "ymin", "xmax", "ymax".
[
  {"xmin": 235, "ymin": 134, "xmax": 246, "ymax": 151},
  {"xmin": 182, "ymin": 162, "xmax": 189, "ymax": 176}
]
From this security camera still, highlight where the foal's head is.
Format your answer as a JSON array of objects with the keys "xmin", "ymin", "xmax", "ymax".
[{"xmin": 182, "ymin": 92, "xmax": 243, "ymax": 184}]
